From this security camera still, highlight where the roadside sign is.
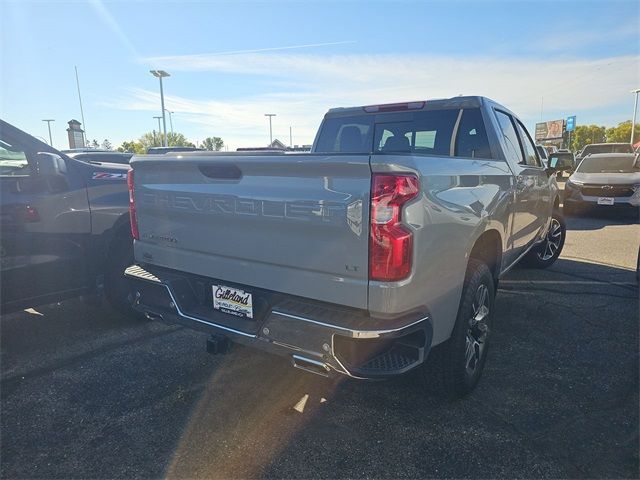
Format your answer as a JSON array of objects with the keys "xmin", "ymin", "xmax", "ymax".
[{"xmin": 566, "ymin": 116, "xmax": 576, "ymax": 132}]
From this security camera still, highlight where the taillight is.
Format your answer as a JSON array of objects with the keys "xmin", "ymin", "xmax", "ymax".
[
  {"xmin": 369, "ymin": 173, "xmax": 419, "ymax": 281},
  {"xmin": 127, "ymin": 169, "xmax": 139, "ymax": 240}
]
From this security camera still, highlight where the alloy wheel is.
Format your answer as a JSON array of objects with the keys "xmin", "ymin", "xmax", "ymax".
[
  {"xmin": 465, "ymin": 284, "xmax": 490, "ymax": 377},
  {"xmin": 538, "ymin": 218, "xmax": 562, "ymax": 261}
]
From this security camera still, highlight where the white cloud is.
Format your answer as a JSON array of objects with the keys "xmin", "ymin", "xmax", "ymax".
[
  {"xmin": 537, "ymin": 21, "xmax": 639, "ymax": 52},
  {"xmin": 109, "ymin": 53, "xmax": 639, "ymax": 149}
]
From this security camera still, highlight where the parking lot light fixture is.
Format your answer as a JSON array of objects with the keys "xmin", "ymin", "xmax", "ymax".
[
  {"xmin": 165, "ymin": 110, "xmax": 174, "ymax": 137},
  {"xmin": 631, "ymin": 89, "xmax": 640, "ymax": 145},
  {"xmin": 265, "ymin": 113, "xmax": 276, "ymax": 146},
  {"xmin": 42, "ymin": 119, "xmax": 55, "ymax": 146},
  {"xmin": 150, "ymin": 70, "xmax": 170, "ymax": 147}
]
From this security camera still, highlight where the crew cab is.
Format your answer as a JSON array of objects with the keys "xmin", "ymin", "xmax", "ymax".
[
  {"xmin": 124, "ymin": 96, "xmax": 565, "ymax": 397},
  {"xmin": 0, "ymin": 120, "xmax": 135, "ymax": 314}
]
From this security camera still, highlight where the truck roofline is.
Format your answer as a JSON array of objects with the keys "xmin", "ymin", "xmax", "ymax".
[{"xmin": 324, "ymin": 95, "xmax": 508, "ymax": 117}]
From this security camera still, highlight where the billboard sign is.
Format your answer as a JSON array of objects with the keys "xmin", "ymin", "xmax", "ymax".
[
  {"xmin": 566, "ymin": 116, "xmax": 576, "ymax": 132},
  {"xmin": 535, "ymin": 119, "xmax": 565, "ymax": 141}
]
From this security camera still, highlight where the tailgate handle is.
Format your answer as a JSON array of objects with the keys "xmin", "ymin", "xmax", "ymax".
[{"xmin": 198, "ymin": 163, "xmax": 242, "ymax": 180}]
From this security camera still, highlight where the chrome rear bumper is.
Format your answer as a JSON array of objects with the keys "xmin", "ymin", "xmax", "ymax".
[{"xmin": 125, "ymin": 264, "xmax": 432, "ymax": 379}]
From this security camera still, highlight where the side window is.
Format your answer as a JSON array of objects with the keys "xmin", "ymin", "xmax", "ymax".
[
  {"xmin": 315, "ymin": 115, "xmax": 373, "ymax": 153},
  {"xmin": 495, "ymin": 111, "xmax": 524, "ymax": 165},
  {"xmin": 0, "ymin": 140, "xmax": 31, "ymax": 176},
  {"xmin": 515, "ymin": 120, "xmax": 541, "ymax": 167},
  {"xmin": 454, "ymin": 109, "xmax": 492, "ymax": 159}
]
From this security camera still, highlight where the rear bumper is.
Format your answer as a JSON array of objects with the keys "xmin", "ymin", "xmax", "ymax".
[{"xmin": 125, "ymin": 264, "xmax": 432, "ymax": 379}]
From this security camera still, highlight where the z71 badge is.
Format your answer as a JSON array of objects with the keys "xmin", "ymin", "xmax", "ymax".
[{"xmin": 92, "ymin": 172, "xmax": 127, "ymax": 180}]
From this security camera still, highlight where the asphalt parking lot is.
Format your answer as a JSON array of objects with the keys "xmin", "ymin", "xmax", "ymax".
[{"xmin": 1, "ymin": 208, "xmax": 638, "ymax": 479}]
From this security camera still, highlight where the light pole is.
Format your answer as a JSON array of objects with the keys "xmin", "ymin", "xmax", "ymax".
[
  {"xmin": 265, "ymin": 113, "xmax": 276, "ymax": 146},
  {"xmin": 153, "ymin": 116, "xmax": 162, "ymax": 145},
  {"xmin": 165, "ymin": 109, "xmax": 174, "ymax": 138},
  {"xmin": 42, "ymin": 119, "xmax": 55, "ymax": 146},
  {"xmin": 150, "ymin": 70, "xmax": 170, "ymax": 147},
  {"xmin": 631, "ymin": 89, "xmax": 640, "ymax": 146}
]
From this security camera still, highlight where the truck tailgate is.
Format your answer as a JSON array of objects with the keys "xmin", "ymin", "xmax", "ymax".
[{"xmin": 132, "ymin": 154, "xmax": 371, "ymax": 309}]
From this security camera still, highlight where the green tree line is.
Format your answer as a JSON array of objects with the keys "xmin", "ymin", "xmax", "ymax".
[
  {"xmin": 117, "ymin": 132, "xmax": 224, "ymax": 153},
  {"xmin": 570, "ymin": 120, "xmax": 638, "ymax": 152}
]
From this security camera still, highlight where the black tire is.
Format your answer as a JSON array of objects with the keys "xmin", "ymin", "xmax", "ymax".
[
  {"xmin": 104, "ymin": 234, "xmax": 144, "ymax": 319},
  {"xmin": 423, "ymin": 259, "xmax": 495, "ymax": 399},
  {"xmin": 521, "ymin": 211, "xmax": 566, "ymax": 269}
]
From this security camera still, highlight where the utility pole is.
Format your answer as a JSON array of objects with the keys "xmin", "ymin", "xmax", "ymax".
[
  {"xmin": 631, "ymin": 89, "xmax": 640, "ymax": 145},
  {"xmin": 42, "ymin": 119, "xmax": 55, "ymax": 146},
  {"xmin": 265, "ymin": 113, "xmax": 276, "ymax": 146},
  {"xmin": 150, "ymin": 70, "xmax": 170, "ymax": 147},
  {"xmin": 289, "ymin": 126, "xmax": 292, "ymax": 147}
]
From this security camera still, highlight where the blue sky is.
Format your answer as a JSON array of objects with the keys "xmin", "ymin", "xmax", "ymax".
[{"xmin": 1, "ymin": 0, "xmax": 638, "ymax": 150}]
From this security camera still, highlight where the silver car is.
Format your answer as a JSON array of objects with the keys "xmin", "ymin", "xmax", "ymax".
[{"xmin": 564, "ymin": 153, "xmax": 640, "ymax": 215}]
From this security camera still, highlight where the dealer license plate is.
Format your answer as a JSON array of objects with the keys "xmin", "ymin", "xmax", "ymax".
[
  {"xmin": 212, "ymin": 285, "xmax": 253, "ymax": 319},
  {"xmin": 597, "ymin": 197, "xmax": 614, "ymax": 206}
]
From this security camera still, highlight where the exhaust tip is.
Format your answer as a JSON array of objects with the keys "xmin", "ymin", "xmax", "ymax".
[{"xmin": 291, "ymin": 355, "xmax": 331, "ymax": 377}]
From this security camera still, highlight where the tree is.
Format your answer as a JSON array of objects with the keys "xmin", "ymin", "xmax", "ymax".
[
  {"xmin": 167, "ymin": 132, "xmax": 195, "ymax": 148},
  {"xmin": 118, "ymin": 140, "xmax": 145, "ymax": 154},
  {"xmin": 90, "ymin": 139, "xmax": 100, "ymax": 149},
  {"xmin": 101, "ymin": 139, "xmax": 112, "ymax": 150},
  {"xmin": 137, "ymin": 131, "xmax": 195, "ymax": 150},
  {"xmin": 202, "ymin": 136, "xmax": 224, "ymax": 151},
  {"xmin": 606, "ymin": 120, "xmax": 638, "ymax": 144},
  {"xmin": 571, "ymin": 125, "xmax": 606, "ymax": 153}
]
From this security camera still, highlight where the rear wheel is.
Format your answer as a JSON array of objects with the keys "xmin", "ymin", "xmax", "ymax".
[
  {"xmin": 522, "ymin": 212, "xmax": 565, "ymax": 269},
  {"xmin": 423, "ymin": 259, "xmax": 495, "ymax": 399}
]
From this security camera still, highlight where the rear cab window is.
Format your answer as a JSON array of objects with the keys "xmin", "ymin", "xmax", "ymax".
[{"xmin": 315, "ymin": 107, "xmax": 492, "ymax": 159}]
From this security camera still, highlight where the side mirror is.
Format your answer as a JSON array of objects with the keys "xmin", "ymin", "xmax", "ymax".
[
  {"xmin": 34, "ymin": 152, "xmax": 67, "ymax": 176},
  {"xmin": 545, "ymin": 157, "xmax": 558, "ymax": 176}
]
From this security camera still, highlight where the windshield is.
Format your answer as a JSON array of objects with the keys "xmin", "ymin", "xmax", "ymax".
[{"xmin": 577, "ymin": 155, "xmax": 638, "ymax": 173}]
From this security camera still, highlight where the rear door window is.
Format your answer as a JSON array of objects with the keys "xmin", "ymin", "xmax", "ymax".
[
  {"xmin": 515, "ymin": 120, "xmax": 541, "ymax": 167},
  {"xmin": 454, "ymin": 108, "xmax": 492, "ymax": 159},
  {"xmin": 495, "ymin": 111, "xmax": 524, "ymax": 165}
]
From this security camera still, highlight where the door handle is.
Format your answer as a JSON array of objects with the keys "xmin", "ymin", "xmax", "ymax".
[{"xmin": 198, "ymin": 163, "xmax": 242, "ymax": 180}]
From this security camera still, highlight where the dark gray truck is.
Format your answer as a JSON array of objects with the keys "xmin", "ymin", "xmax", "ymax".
[
  {"xmin": 125, "ymin": 96, "xmax": 565, "ymax": 397},
  {"xmin": 0, "ymin": 120, "xmax": 134, "ymax": 314}
]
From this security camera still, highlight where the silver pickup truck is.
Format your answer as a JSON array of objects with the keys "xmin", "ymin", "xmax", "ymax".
[{"xmin": 125, "ymin": 96, "xmax": 565, "ymax": 398}]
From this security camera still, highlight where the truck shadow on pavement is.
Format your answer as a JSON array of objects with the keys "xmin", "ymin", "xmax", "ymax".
[
  {"xmin": 163, "ymin": 258, "xmax": 638, "ymax": 480},
  {"xmin": 1, "ymin": 258, "xmax": 637, "ymax": 480}
]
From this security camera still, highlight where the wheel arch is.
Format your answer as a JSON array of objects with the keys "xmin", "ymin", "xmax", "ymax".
[{"xmin": 468, "ymin": 229, "xmax": 502, "ymax": 285}]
